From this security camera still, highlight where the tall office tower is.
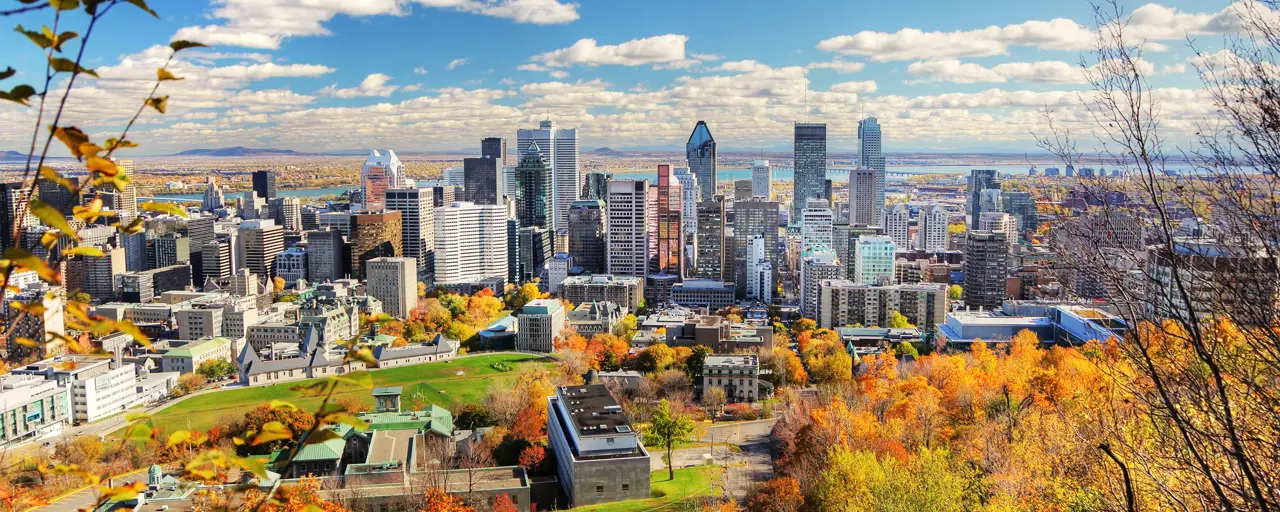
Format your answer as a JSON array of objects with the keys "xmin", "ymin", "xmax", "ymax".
[
  {"xmin": 858, "ymin": 117, "xmax": 885, "ymax": 226},
  {"xmin": 202, "ymin": 237, "xmax": 234, "ymax": 282},
  {"xmin": 853, "ymin": 235, "xmax": 897, "ymax": 285},
  {"xmin": 362, "ymin": 149, "xmax": 404, "ymax": 211},
  {"xmin": 917, "ymin": 204, "xmax": 949, "ymax": 252},
  {"xmin": 420, "ymin": 182, "xmax": 457, "ymax": 208},
  {"xmin": 0, "ymin": 183, "xmax": 34, "ymax": 251},
  {"xmin": 672, "ymin": 167, "xmax": 700, "ymax": 276},
  {"xmin": 349, "ymin": 211, "xmax": 402, "ymax": 279},
  {"xmin": 185, "ymin": 214, "xmax": 216, "ymax": 280},
  {"xmin": 518, "ymin": 226, "xmax": 551, "ymax": 282},
  {"xmin": 441, "ymin": 167, "xmax": 466, "ymax": 186},
  {"xmin": 967, "ymin": 169, "xmax": 1001, "ymax": 227},
  {"xmin": 567, "ymin": 200, "xmax": 606, "ymax": 274},
  {"xmin": 201, "ymin": 176, "xmax": 225, "ymax": 212},
  {"xmin": 300, "ymin": 206, "xmax": 321, "ymax": 230},
  {"xmin": 847, "ymin": 167, "xmax": 876, "ymax": 225},
  {"xmin": 239, "ymin": 192, "xmax": 265, "ymax": 220},
  {"xmin": 267, "ymin": 197, "xmax": 302, "ymax": 231},
  {"xmin": 606, "ymin": 180, "xmax": 655, "ymax": 279},
  {"xmin": 979, "ymin": 212, "xmax": 1018, "ymax": 237},
  {"xmin": 751, "ymin": 160, "xmax": 772, "ymax": 199},
  {"xmin": 733, "ymin": 180, "xmax": 753, "ymax": 201},
  {"xmin": 367, "ymin": 257, "xmax": 417, "ymax": 319},
  {"xmin": 793, "ymin": 123, "xmax": 827, "ymax": 219},
  {"xmin": 885, "ymin": 203, "xmax": 910, "ymax": 250},
  {"xmin": 515, "ymin": 143, "xmax": 555, "ymax": 231},
  {"xmin": 581, "ymin": 171, "xmax": 611, "ymax": 201},
  {"xmin": 385, "ymin": 188, "xmax": 435, "ymax": 277},
  {"xmin": 517, "ymin": 120, "xmax": 579, "ymax": 230},
  {"xmin": 653, "ymin": 164, "xmax": 684, "ymax": 279},
  {"xmin": 800, "ymin": 246, "xmax": 841, "ymax": 318},
  {"xmin": 37, "ymin": 177, "xmax": 79, "ymax": 215},
  {"xmin": 434, "ymin": 201, "xmax": 509, "ymax": 286},
  {"xmin": 122, "ymin": 232, "xmax": 147, "ymax": 271},
  {"xmin": 506, "ymin": 217, "xmax": 521, "ymax": 284},
  {"xmin": 686, "ymin": 121, "xmax": 717, "ymax": 201},
  {"xmin": 252, "ymin": 170, "xmax": 278, "ymax": 200},
  {"xmin": 746, "ymin": 234, "xmax": 773, "ymax": 303},
  {"xmin": 502, "ymin": 166, "xmax": 517, "ymax": 201},
  {"xmin": 239, "ymin": 219, "xmax": 284, "ymax": 279},
  {"xmin": 67, "ymin": 245, "xmax": 125, "ymax": 299},
  {"xmin": 120, "ymin": 184, "xmax": 138, "ymax": 218},
  {"xmin": 695, "ymin": 196, "xmax": 726, "ymax": 280},
  {"xmin": 306, "ymin": 228, "xmax": 346, "ymax": 283},
  {"xmin": 464, "ymin": 156, "xmax": 501, "ymax": 205},
  {"xmin": 842, "ymin": 224, "xmax": 886, "ymax": 280},
  {"xmin": 733, "ymin": 199, "xmax": 780, "ymax": 295},
  {"xmin": 801, "ymin": 198, "xmax": 834, "ymax": 250},
  {"xmin": 481, "ymin": 136, "xmax": 507, "ymax": 165},
  {"xmin": 1001, "ymin": 191, "xmax": 1037, "ymax": 235},
  {"xmin": 149, "ymin": 233, "xmax": 189, "ymax": 269},
  {"xmin": 963, "ymin": 230, "xmax": 1009, "ymax": 309}
]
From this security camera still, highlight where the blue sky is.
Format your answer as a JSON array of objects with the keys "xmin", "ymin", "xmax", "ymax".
[{"xmin": 0, "ymin": 0, "xmax": 1245, "ymax": 154}]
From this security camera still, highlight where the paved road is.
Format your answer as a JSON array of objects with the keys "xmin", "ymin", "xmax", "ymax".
[
  {"xmin": 649, "ymin": 418, "xmax": 778, "ymax": 498},
  {"xmin": 28, "ymin": 470, "xmax": 146, "ymax": 512}
]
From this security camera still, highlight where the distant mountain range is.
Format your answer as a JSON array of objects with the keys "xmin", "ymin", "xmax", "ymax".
[
  {"xmin": 0, "ymin": 150, "xmax": 29, "ymax": 160},
  {"xmin": 590, "ymin": 147, "xmax": 626, "ymax": 156},
  {"xmin": 173, "ymin": 147, "xmax": 305, "ymax": 157}
]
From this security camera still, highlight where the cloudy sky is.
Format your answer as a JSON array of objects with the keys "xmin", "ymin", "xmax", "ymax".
[{"xmin": 0, "ymin": 0, "xmax": 1254, "ymax": 155}]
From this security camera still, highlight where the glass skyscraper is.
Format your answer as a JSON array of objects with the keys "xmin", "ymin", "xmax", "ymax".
[
  {"xmin": 793, "ymin": 123, "xmax": 827, "ymax": 220},
  {"xmin": 858, "ymin": 117, "xmax": 885, "ymax": 226},
  {"xmin": 686, "ymin": 121, "xmax": 717, "ymax": 201}
]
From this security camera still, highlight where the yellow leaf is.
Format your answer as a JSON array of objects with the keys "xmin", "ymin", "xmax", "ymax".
[
  {"xmin": 232, "ymin": 456, "xmax": 269, "ymax": 479},
  {"xmin": 351, "ymin": 347, "xmax": 378, "ymax": 367},
  {"xmin": 157, "ymin": 68, "xmax": 182, "ymax": 81},
  {"xmin": 167, "ymin": 430, "xmax": 191, "ymax": 447},
  {"xmin": 139, "ymin": 201, "xmax": 187, "ymax": 217},
  {"xmin": 40, "ymin": 230, "xmax": 61, "ymax": 250},
  {"xmin": 324, "ymin": 412, "xmax": 368, "ymax": 431},
  {"xmin": 269, "ymin": 400, "xmax": 298, "ymax": 411},
  {"xmin": 146, "ymin": 96, "xmax": 168, "ymax": 114},
  {"xmin": 333, "ymin": 370, "xmax": 372, "ymax": 389},
  {"xmin": 116, "ymin": 319, "xmax": 152, "ymax": 348},
  {"xmin": 63, "ymin": 246, "xmax": 104, "ymax": 258},
  {"xmin": 3, "ymin": 248, "xmax": 59, "ymax": 284},
  {"xmin": 251, "ymin": 421, "xmax": 292, "ymax": 446},
  {"xmin": 39, "ymin": 166, "xmax": 79, "ymax": 194},
  {"xmin": 49, "ymin": 126, "xmax": 89, "ymax": 160},
  {"xmin": 104, "ymin": 138, "xmax": 137, "ymax": 151},
  {"xmin": 78, "ymin": 142, "xmax": 103, "ymax": 159},
  {"xmin": 99, "ymin": 481, "xmax": 145, "ymax": 501},
  {"xmin": 28, "ymin": 198, "xmax": 80, "ymax": 242},
  {"xmin": 85, "ymin": 156, "xmax": 118, "ymax": 177},
  {"xmin": 14, "ymin": 337, "xmax": 38, "ymax": 347}
]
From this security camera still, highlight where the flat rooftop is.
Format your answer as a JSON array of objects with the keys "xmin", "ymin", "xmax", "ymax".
[
  {"xmin": 706, "ymin": 355, "xmax": 758, "ymax": 367},
  {"xmin": 556, "ymin": 385, "xmax": 633, "ymax": 437}
]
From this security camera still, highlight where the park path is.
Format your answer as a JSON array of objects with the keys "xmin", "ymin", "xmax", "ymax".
[{"xmin": 649, "ymin": 417, "xmax": 779, "ymax": 498}]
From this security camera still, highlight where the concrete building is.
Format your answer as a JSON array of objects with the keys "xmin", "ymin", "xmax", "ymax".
[
  {"xmin": 817, "ymin": 280, "xmax": 948, "ymax": 330},
  {"xmin": 967, "ymin": 169, "xmax": 1001, "ymax": 227},
  {"xmin": 885, "ymin": 203, "xmax": 910, "ymax": 250},
  {"xmin": 0, "ymin": 374, "xmax": 71, "ymax": 445},
  {"xmin": 702, "ymin": 355, "xmax": 764, "ymax": 403},
  {"xmin": 853, "ymin": 235, "xmax": 897, "ymax": 285},
  {"xmin": 793, "ymin": 122, "xmax": 827, "ymax": 219},
  {"xmin": 276, "ymin": 246, "xmax": 308, "ymax": 286},
  {"xmin": 176, "ymin": 308, "xmax": 223, "ymax": 340},
  {"xmin": 733, "ymin": 180, "xmax": 753, "ymax": 201},
  {"xmin": 663, "ymin": 315, "xmax": 775, "ymax": 353},
  {"xmin": 801, "ymin": 198, "xmax": 834, "ymax": 250},
  {"xmin": 800, "ymin": 246, "xmax": 842, "ymax": 318},
  {"xmin": 385, "ymin": 188, "xmax": 435, "ymax": 277},
  {"xmin": 566, "ymin": 301, "xmax": 623, "ymax": 336},
  {"xmin": 161, "ymin": 337, "xmax": 233, "ymax": 375},
  {"xmin": 746, "ymin": 234, "xmax": 773, "ymax": 304},
  {"xmin": 517, "ymin": 299, "xmax": 565, "ymax": 353},
  {"xmin": 238, "ymin": 219, "xmax": 284, "ymax": 279},
  {"xmin": 694, "ymin": 196, "xmax": 726, "ymax": 280},
  {"xmin": 979, "ymin": 211, "xmax": 1018, "ymax": 238},
  {"xmin": 963, "ymin": 231, "xmax": 1010, "ymax": 309},
  {"xmin": 14, "ymin": 355, "xmax": 136, "ymax": 424},
  {"xmin": 267, "ymin": 196, "xmax": 301, "ymax": 231},
  {"xmin": 367, "ymin": 257, "xmax": 417, "ymax": 319},
  {"xmin": 606, "ymin": 180, "xmax": 655, "ymax": 279},
  {"xmin": 567, "ymin": 200, "xmax": 607, "ymax": 274},
  {"xmin": 561, "ymin": 275, "xmax": 643, "ymax": 313},
  {"xmin": 305, "ymin": 228, "xmax": 346, "ymax": 283},
  {"xmin": 548, "ymin": 253, "xmax": 572, "ymax": 293},
  {"xmin": 917, "ymin": 204, "xmax": 949, "ymax": 252},
  {"xmin": 751, "ymin": 160, "xmax": 771, "ymax": 199},
  {"xmin": 733, "ymin": 199, "xmax": 780, "ymax": 294},
  {"xmin": 669, "ymin": 280, "xmax": 736, "ymax": 311},
  {"xmin": 847, "ymin": 167, "xmax": 876, "ymax": 226},
  {"xmin": 547, "ymin": 385, "xmax": 650, "ymax": 507}
]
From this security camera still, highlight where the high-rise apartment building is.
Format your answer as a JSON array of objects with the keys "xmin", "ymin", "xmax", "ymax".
[
  {"xmin": 695, "ymin": 196, "xmax": 726, "ymax": 281},
  {"xmin": 746, "ymin": 234, "xmax": 773, "ymax": 303},
  {"xmin": 567, "ymin": 200, "xmax": 606, "ymax": 274},
  {"xmin": 606, "ymin": 180, "xmax": 655, "ymax": 279},
  {"xmin": 793, "ymin": 123, "xmax": 827, "ymax": 219},
  {"xmin": 686, "ymin": 121, "xmax": 717, "ymax": 201},
  {"xmin": 385, "ymin": 188, "xmax": 434, "ymax": 277},
  {"xmin": 917, "ymin": 204, "xmax": 949, "ymax": 252},
  {"xmin": 800, "ymin": 246, "xmax": 841, "ymax": 318},
  {"xmin": 979, "ymin": 212, "xmax": 1018, "ymax": 238},
  {"xmin": 202, "ymin": 237, "xmax": 234, "ymax": 282},
  {"xmin": 239, "ymin": 219, "xmax": 284, "ymax": 279},
  {"xmin": 817, "ymin": 280, "xmax": 947, "ymax": 330},
  {"xmin": 853, "ymin": 235, "xmax": 897, "ymax": 285},
  {"xmin": 349, "ymin": 211, "xmax": 402, "ymax": 279},
  {"xmin": 858, "ymin": 117, "xmax": 885, "ymax": 226},
  {"xmin": 252, "ymin": 170, "xmax": 278, "ymax": 200},
  {"xmin": 801, "ymin": 198, "xmax": 834, "ymax": 250},
  {"xmin": 847, "ymin": 167, "xmax": 876, "ymax": 226},
  {"xmin": 672, "ymin": 166, "xmax": 700, "ymax": 276},
  {"xmin": 885, "ymin": 203, "xmax": 910, "ymax": 250},
  {"xmin": 517, "ymin": 120, "xmax": 579, "ymax": 230},
  {"xmin": 367, "ymin": 257, "xmax": 417, "ymax": 319},
  {"xmin": 751, "ymin": 160, "xmax": 772, "ymax": 199},
  {"xmin": 362, "ymin": 149, "xmax": 404, "ymax": 211},
  {"xmin": 967, "ymin": 169, "xmax": 1001, "ymax": 227},
  {"xmin": 963, "ymin": 230, "xmax": 1009, "ymax": 309},
  {"xmin": 434, "ymin": 202, "xmax": 508, "ymax": 287}
]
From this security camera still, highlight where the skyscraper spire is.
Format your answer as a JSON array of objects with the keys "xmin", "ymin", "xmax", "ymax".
[{"xmin": 686, "ymin": 121, "xmax": 717, "ymax": 201}]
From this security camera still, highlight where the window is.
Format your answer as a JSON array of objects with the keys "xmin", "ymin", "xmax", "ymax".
[
  {"xmin": 622, "ymin": 484, "xmax": 630, "ymax": 491},
  {"xmin": 596, "ymin": 486, "xmax": 604, "ymax": 494}
]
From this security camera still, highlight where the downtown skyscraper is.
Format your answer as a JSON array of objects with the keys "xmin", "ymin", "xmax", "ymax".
[
  {"xmin": 517, "ymin": 120, "xmax": 579, "ymax": 231},
  {"xmin": 686, "ymin": 121, "xmax": 717, "ymax": 201},
  {"xmin": 858, "ymin": 117, "xmax": 885, "ymax": 226},
  {"xmin": 793, "ymin": 123, "xmax": 827, "ymax": 219},
  {"xmin": 361, "ymin": 149, "xmax": 404, "ymax": 211}
]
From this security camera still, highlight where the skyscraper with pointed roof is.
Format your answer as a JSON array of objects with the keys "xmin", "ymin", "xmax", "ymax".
[
  {"xmin": 686, "ymin": 121, "xmax": 718, "ymax": 201},
  {"xmin": 362, "ymin": 149, "xmax": 404, "ymax": 211}
]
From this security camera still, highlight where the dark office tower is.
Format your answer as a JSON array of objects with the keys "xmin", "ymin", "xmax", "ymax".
[
  {"xmin": 963, "ymin": 230, "xmax": 1009, "ymax": 309},
  {"xmin": 568, "ymin": 200, "xmax": 606, "ymax": 274},
  {"xmin": 202, "ymin": 237, "xmax": 234, "ymax": 281},
  {"xmin": 793, "ymin": 123, "xmax": 827, "ymax": 219},
  {"xmin": 967, "ymin": 169, "xmax": 1001, "ymax": 227},
  {"xmin": 685, "ymin": 121, "xmax": 718, "ymax": 201},
  {"xmin": 423, "ymin": 184, "xmax": 456, "ymax": 208},
  {"xmin": 653, "ymin": 164, "xmax": 683, "ymax": 280},
  {"xmin": 481, "ymin": 137, "xmax": 506, "ymax": 165},
  {"xmin": 515, "ymin": 142, "xmax": 554, "ymax": 231},
  {"xmin": 0, "ymin": 183, "xmax": 33, "ymax": 250},
  {"xmin": 695, "ymin": 196, "xmax": 726, "ymax": 280},
  {"xmin": 305, "ymin": 228, "xmax": 346, "ymax": 283},
  {"xmin": 506, "ymin": 218, "xmax": 521, "ymax": 285},
  {"xmin": 518, "ymin": 226, "xmax": 551, "ymax": 282},
  {"xmin": 582, "ymin": 171, "xmax": 612, "ymax": 202},
  {"xmin": 464, "ymin": 157, "xmax": 500, "ymax": 205},
  {"xmin": 733, "ymin": 199, "xmax": 779, "ymax": 296},
  {"xmin": 733, "ymin": 180, "xmax": 753, "ymax": 201},
  {"xmin": 349, "ymin": 211, "xmax": 402, "ymax": 279},
  {"xmin": 252, "ymin": 170, "xmax": 278, "ymax": 200},
  {"xmin": 1001, "ymin": 191, "xmax": 1037, "ymax": 236},
  {"xmin": 37, "ymin": 178, "xmax": 79, "ymax": 215}
]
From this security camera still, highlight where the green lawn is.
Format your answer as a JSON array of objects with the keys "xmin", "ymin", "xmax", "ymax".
[
  {"xmin": 573, "ymin": 466, "xmax": 724, "ymax": 512},
  {"xmin": 131, "ymin": 353, "xmax": 551, "ymax": 435}
]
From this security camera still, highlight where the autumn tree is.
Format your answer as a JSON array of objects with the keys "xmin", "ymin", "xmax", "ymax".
[
  {"xmin": 231, "ymin": 477, "xmax": 349, "ymax": 512},
  {"xmin": 418, "ymin": 489, "xmax": 475, "ymax": 512},
  {"xmin": 747, "ymin": 477, "xmax": 804, "ymax": 512},
  {"xmin": 644, "ymin": 399, "xmax": 695, "ymax": 480}
]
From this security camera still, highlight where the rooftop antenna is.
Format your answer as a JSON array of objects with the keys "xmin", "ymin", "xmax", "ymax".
[{"xmin": 803, "ymin": 78, "xmax": 809, "ymax": 122}]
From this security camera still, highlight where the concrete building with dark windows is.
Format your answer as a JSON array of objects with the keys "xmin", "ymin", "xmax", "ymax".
[
  {"xmin": 252, "ymin": 170, "xmax": 278, "ymax": 200},
  {"xmin": 547, "ymin": 384, "xmax": 650, "ymax": 507},
  {"xmin": 963, "ymin": 230, "xmax": 1010, "ymax": 309},
  {"xmin": 793, "ymin": 123, "xmax": 827, "ymax": 219},
  {"xmin": 694, "ymin": 196, "xmax": 726, "ymax": 280},
  {"xmin": 568, "ymin": 200, "xmax": 607, "ymax": 274}
]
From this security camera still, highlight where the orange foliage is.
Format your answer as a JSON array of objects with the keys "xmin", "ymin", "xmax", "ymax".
[{"xmin": 418, "ymin": 489, "xmax": 475, "ymax": 512}]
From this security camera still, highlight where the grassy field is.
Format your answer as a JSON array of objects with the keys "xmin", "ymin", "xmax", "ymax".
[
  {"xmin": 573, "ymin": 466, "xmax": 724, "ymax": 512},
  {"xmin": 132, "ymin": 353, "xmax": 551, "ymax": 435}
]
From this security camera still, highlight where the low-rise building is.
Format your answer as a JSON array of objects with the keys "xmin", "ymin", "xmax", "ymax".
[
  {"xmin": 816, "ymin": 280, "xmax": 948, "ymax": 330},
  {"xmin": 247, "ymin": 323, "xmax": 302, "ymax": 352},
  {"xmin": 566, "ymin": 301, "xmax": 623, "ymax": 336},
  {"xmin": 517, "ymin": 299, "xmax": 566, "ymax": 353},
  {"xmin": 546, "ymin": 384, "xmax": 650, "ymax": 507},
  {"xmin": 561, "ymin": 275, "xmax": 643, "ymax": 312},
  {"xmin": 0, "ymin": 375, "xmax": 71, "ymax": 446},
  {"xmin": 13, "ymin": 355, "xmax": 137, "ymax": 424},
  {"xmin": 668, "ymin": 279, "xmax": 735, "ymax": 311},
  {"xmin": 702, "ymin": 354, "xmax": 767, "ymax": 403},
  {"xmin": 664, "ymin": 315, "xmax": 775, "ymax": 353},
  {"xmin": 161, "ymin": 337, "xmax": 234, "ymax": 375}
]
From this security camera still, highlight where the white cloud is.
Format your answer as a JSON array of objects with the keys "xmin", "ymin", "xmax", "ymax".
[
  {"xmin": 829, "ymin": 80, "xmax": 878, "ymax": 93},
  {"xmin": 173, "ymin": 0, "xmax": 578, "ymax": 50},
  {"xmin": 806, "ymin": 60, "xmax": 866, "ymax": 74},
  {"xmin": 715, "ymin": 60, "xmax": 771, "ymax": 73},
  {"xmin": 414, "ymin": 67, "xmax": 429, "ymax": 75},
  {"xmin": 549, "ymin": 70, "xmax": 569, "ymax": 79},
  {"xmin": 530, "ymin": 34, "xmax": 698, "ymax": 68},
  {"xmin": 318, "ymin": 73, "xmax": 400, "ymax": 98},
  {"xmin": 448, "ymin": 58, "xmax": 469, "ymax": 70},
  {"xmin": 402, "ymin": 83, "xmax": 424, "ymax": 92},
  {"xmin": 1162, "ymin": 63, "xmax": 1188, "ymax": 75},
  {"xmin": 906, "ymin": 58, "xmax": 1155, "ymax": 84}
]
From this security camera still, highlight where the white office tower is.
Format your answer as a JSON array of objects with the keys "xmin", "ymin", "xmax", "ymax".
[
  {"xmin": 885, "ymin": 203, "xmax": 911, "ymax": 250},
  {"xmin": 606, "ymin": 180, "xmax": 655, "ymax": 279},
  {"xmin": 201, "ymin": 176, "xmax": 225, "ymax": 212},
  {"xmin": 751, "ymin": 160, "xmax": 772, "ymax": 199},
  {"xmin": 367, "ymin": 257, "xmax": 417, "ymax": 319},
  {"xmin": 746, "ymin": 234, "xmax": 773, "ymax": 303},
  {"xmin": 847, "ymin": 167, "xmax": 875, "ymax": 225},
  {"xmin": 442, "ymin": 167, "xmax": 466, "ymax": 186},
  {"xmin": 517, "ymin": 120, "xmax": 580, "ymax": 231},
  {"xmin": 853, "ymin": 235, "xmax": 897, "ymax": 285},
  {"xmin": 434, "ymin": 202, "xmax": 509, "ymax": 286},
  {"xmin": 979, "ymin": 211, "xmax": 1019, "ymax": 242},
  {"xmin": 672, "ymin": 167, "xmax": 700, "ymax": 276},
  {"xmin": 917, "ymin": 204, "xmax": 949, "ymax": 252},
  {"xmin": 800, "ymin": 246, "xmax": 841, "ymax": 318},
  {"xmin": 386, "ymin": 188, "xmax": 435, "ymax": 277},
  {"xmin": 362, "ymin": 149, "xmax": 404, "ymax": 211},
  {"xmin": 858, "ymin": 117, "xmax": 886, "ymax": 226},
  {"xmin": 801, "ymin": 198, "xmax": 833, "ymax": 250},
  {"xmin": 503, "ymin": 165, "xmax": 517, "ymax": 201}
]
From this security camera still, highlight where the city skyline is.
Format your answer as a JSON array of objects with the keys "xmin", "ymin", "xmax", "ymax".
[{"xmin": 0, "ymin": 0, "xmax": 1245, "ymax": 156}]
